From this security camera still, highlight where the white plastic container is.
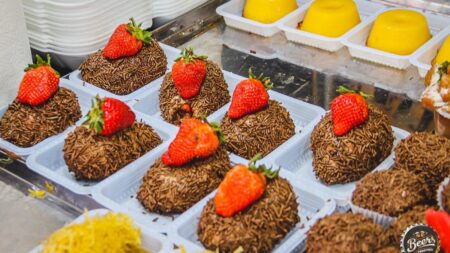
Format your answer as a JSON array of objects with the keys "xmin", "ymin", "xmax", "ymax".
[
  {"xmin": 167, "ymin": 169, "xmax": 336, "ymax": 253},
  {"xmin": 0, "ymin": 78, "xmax": 95, "ymax": 157},
  {"xmin": 342, "ymin": 8, "xmax": 450, "ymax": 69},
  {"xmin": 410, "ymin": 26, "xmax": 450, "ymax": 78},
  {"xmin": 278, "ymin": 0, "xmax": 386, "ymax": 52},
  {"xmin": 269, "ymin": 123, "xmax": 410, "ymax": 206},
  {"xmin": 208, "ymin": 89, "xmax": 326, "ymax": 165},
  {"xmin": 28, "ymin": 209, "xmax": 173, "ymax": 253},
  {"xmin": 25, "ymin": 113, "xmax": 176, "ymax": 195},
  {"xmin": 216, "ymin": 0, "xmax": 310, "ymax": 37},
  {"xmin": 67, "ymin": 43, "xmax": 180, "ymax": 102}
]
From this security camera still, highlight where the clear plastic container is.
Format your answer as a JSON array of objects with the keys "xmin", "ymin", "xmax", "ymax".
[
  {"xmin": 25, "ymin": 112, "xmax": 176, "ymax": 195},
  {"xmin": 0, "ymin": 78, "xmax": 95, "ymax": 157},
  {"xmin": 278, "ymin": 0, "xmax": 386, "ymax": 52}
]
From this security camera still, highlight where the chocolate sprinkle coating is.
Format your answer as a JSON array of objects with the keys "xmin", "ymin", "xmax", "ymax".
[
  {"xmin": 0, "ymin": 87, "xmax": 81, "ymax": 147},
  {"xmin": 442, "ymin": 183, "xmax": 450, "ymax": 213},
  {"xmin": 221, "ymin": 100, "xmax": 295, "ymax": 160},
  {"xmin": 198, "ymin": 177, "xmax": 299, "ymax": 253},
  {"xmin": 63, "ymin": 123, "xmax": 162, "ymax": 180},
  {"xmin": 352, "ymin": 170, "xmax": 431, "ymax": 217},
  {"xmin": 80, "ymin": 40, "xmax": 167, "ymax": 95},
  {"xmin": 394, "ymin": 132, "xmax": 450, "ymax": 195},
  {"xmin": 311, "ymin": 105, "xmax": 394, "ymax": 185},
  {"xmin": 388, "ymin": 205, "xmax": 431, "ymax": 245},
  {"xmin": 306, "ymin": 213, "xmax": 389, "ymax": 253},
  {"xmin": 137, "ymin": 146, "xmax": 230, "ymax": 214},
  {"xmin": 375, "ymin": 246, "xmax": 399, "ymax": 253},
  {"xmin": 159, "ymin": 60, "xmax": 230, "ymax": 125}
]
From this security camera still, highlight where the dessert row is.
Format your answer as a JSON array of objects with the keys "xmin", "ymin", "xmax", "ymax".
[{"xmin": 217, "ymin": 0, "xmax": 450, "ymax": 70}]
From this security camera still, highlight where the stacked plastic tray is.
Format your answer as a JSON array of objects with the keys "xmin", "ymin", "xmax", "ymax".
[
  {"xmin": 14, "ymin": 44, "xmax": 413, "ymax": 252},
  {"xmin": 217, "ymin": 0, "xmax": 450, "ymax": 71}
]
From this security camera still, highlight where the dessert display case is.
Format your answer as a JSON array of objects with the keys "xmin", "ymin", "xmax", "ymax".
[{"xmin": 1, "ymin": 0, "xmax": 449, "ymax": 252}]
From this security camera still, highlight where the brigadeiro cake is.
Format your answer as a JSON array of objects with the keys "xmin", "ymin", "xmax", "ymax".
[
  {"xmin": 80, "ymin": 18, "xmax": 167, "ymax": 95},
  {"xmin": 388, "ymin": 205, "xmax": 432, "ymax": 245},
  {"xmin": 311, "ymin": 86, "xmax": 394, "ymax": 185},
  {"xmin": 306, "ymin": 212, "xmax": 389, "ymax": 253},
  {"xmin": 351, "ymin": 169, "xmax": 431, "ymax": 221},
  {"xmin": 394, "ymin": 132, "xmax": 450, "ymax": 194},
  {"xmin": 137, "ymin": 118, "xmax": 230, "ymax": 214},
  {"xmin": 221, "ymin": 69, "xmax": 295, "ymax": 159},
  {"xmin": 198, "ymin": 155, "xmax": 298, "ymax": 253},
  {"xmin": 438, "ymin": 177, "xmax": 450, "ymax": 212},
  {"xmin": 63, "ymin": 96, "xmax": 161, "ymax": 180},
  {"xmin": 0, "ymin": 55, "xmax": 81, "ymax": 147},
  {"xmin": 159, "ymin": 48, "xmax": 230, "ymax": 125}
]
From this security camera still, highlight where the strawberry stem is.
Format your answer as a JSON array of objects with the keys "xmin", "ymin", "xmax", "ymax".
[
  {"xmin": 248, "ymin": 68, "xmax": 273, "ymax": 90},
  {"xmin": 83, "ymin": 96, "xmax": 104, "ymax": 134},
  {"xmin": 248, "ymin": 153, "xmax": 279, "ymax": 179},
  {"xmin": 126, "ymin": 17, "xmax": 152, "ymax": 45},
  {"xmin": 336, "ymin": 85, "xmax": 373, "ymax": 99},
  {"xmin": 175, "ymin": 48, "xmax": 208, "ymax": 64},
  {"xmin": 201, "ymin": 115, "xmax": 225, "ymax": 145},
  {"xmin": 25, "ymin": 54, "xmax": 60, "ymax": 77}
]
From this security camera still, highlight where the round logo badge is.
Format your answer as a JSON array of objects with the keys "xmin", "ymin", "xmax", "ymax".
[{"xmin": 400, "ymin": 224, "xmax": 440, "ymax": 253}]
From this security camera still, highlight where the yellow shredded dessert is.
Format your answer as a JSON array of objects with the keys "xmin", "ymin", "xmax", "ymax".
[{"xmin": 40, "ymin": 212, "xmax": 148, "ymax": 253}]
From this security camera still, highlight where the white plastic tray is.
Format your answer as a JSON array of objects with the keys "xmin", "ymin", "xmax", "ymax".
[
  {"xmin": 216, "ymin": 0, "xmax": 310, "ymax": 37},
  {"xmin": 167, "ymin": 169, "xmax": 336, "ymax": 253},
  {"xmin": 67, "ymin": 43, "xmax": 180, "ymax": 102},
  {"xmin": 92, "ymin": 144, "xmax": 243, "ymax": 233},
  {"xmin": 342, "ymin": 8, "xmax": 450, "ymax": 69},
  {"xmin": 0, "ymin": 78, "xmax": 95, "ymax": 157},
  {"xmin": 28, "ymin": 209, "xmax": 173, "ymax": 253},
  {"xmin": 269, "ymin": 123, "xmax": 410, "ymax": 206},
  {"xmin": 278, "ymin": 0, "xmax": 386, "ymax": 52},
  {"xmin": 411, "ymin": 26, "xmax": 450, "ymax": 77},
  {"xmin": 25, "ymin": 112, "xmax": 176, "ymax": 195},
  {"xmin": 208, "ymin": 89, "xmax": 326, "ymax": 165}
]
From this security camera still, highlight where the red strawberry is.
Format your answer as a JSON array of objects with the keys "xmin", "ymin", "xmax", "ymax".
[
  {"xmin": 426, "ymin": 209, "xmax": 450, "ymax": 252},
  {"xmin": 84, "ymin": 96, "xmax": 136, "ymax": 136},
  {"xmin": 331, "ymin": 86, "xmax": 372, "ymax": 136},
  {"xmin": 17, "ymin": 54, "xmax": 60, "ymax": 106},
  {"xmin": 214, "ymin": 154, "xmax": 278, "ymax": 217},
  {"xmin": 162, "ymin": 118, "xmax": 223, "ymax": 166},
  {"xmin": 171, "ymin": 48, "xmax": 207, "ymax": 99},
  {"xmin": 103, "ymin": 18, "xmax": 152, "ymax": 60},
  {"xmin": 228, "ymin": 68, "xmax": 273, "ymax": 119}
]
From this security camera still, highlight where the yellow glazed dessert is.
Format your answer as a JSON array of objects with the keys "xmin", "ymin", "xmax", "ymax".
[
  {"xmin": 243, "ymin": 0, "xmax": 298, "ymax": 24},
  {"xmin": 367, "ymin": 9, "xmax": 431, "ymax": 55},
  {"xmin": 436, "ymin": 36, "xmax": 450, "ymax": 65},
  {"xmin": 300, "ymin": 0, "xmax": 361, "ymax": 38}
]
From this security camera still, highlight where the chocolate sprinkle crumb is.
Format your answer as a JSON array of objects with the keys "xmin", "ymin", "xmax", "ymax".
[
  {"xmin": 388, "ymin": 205, "xmax": 432, "ymax": 245},
  {"xmin": 197, "ymin": 177, "xmax": 299, "ymax": 253},
  {"xmin": 137, "ymin": 146, "xmax": 230, "ymax": 214},
  {"xmin": 221, "ymin": 100, "xmax": 295, "ymax": 160},
  {"xmin": 159, "ymin": 60, "xmax": 230, "ymax": 125},
  {"xmin": 306, "ymin": 213, "xmax": 389, "ymax": 253},
  {"xmin": 394, "ymin": 132, "xmax": 450, "ymax": 195},
  {"xmin": 63, "ymin": 122, "xmax": 162, "ymax": 180},
  {"xmin": 311, "ymin": 105, "xmax": 394, "ymax": 185},
  {"xmin": 0, "ymin": 87, "xmax": 81, "ymax": 147},
  {"xmin": 80, "ymin": 40, "xmax": 167, "ymax": 95},
  {"xmin": 442, "ymin": 183, "xmax": 450, "ymax": 213},
  {"xmin": 352, "ymin": 170, "xmax": 431, "ymax": 217}
]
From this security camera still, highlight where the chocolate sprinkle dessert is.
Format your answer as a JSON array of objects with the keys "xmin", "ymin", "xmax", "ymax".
[
  {"xmin": 394, "ymin": 132, "xmax": 450, "ymax": 195},
  {"xmin": 388, "ymin": 205, "xmax": 431, "ymax": 245},
  {"xmin": 63, "ymin": 122, "xmax": 162, "ymax": 180},
  {"xmin": 376, "ymin": 246, "xmax": 399, "ymax": 253},
  {"xmin": 159, "ymin": 60, "xmax": 230, "ymax": 125},
  {"xmin": 80, "ymin": 40, "xmax": 167, "ymax": 95},
  {"xmin": 221, "ymin": 100, "xmax": 295, "ymax": 160},
  {"xmin": 306, "ymin": 213, "xmax": 389, "ymax": 253},
  {"xmin": 442, "ymin": 182, "xmax": 450, "ymax": 213},
  {"xmin": 198, "ymin": 177, "xmax": 299, "ymax": 253},
  {"xmin": 0, "ymin": 87, "xmax": 81, "ymax": 147},
  {"xmin": 352, "ymin": 170, "xmax": 431, "ymax": 217},
  {"xmin": 137, "ymin": 146, "xmax": 230, "ymax": 214},
  {"xmin": 311, "ymin": 105, "xmax": 394, "ymax": 185}
]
